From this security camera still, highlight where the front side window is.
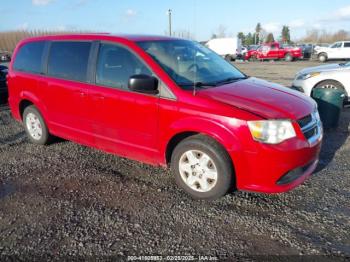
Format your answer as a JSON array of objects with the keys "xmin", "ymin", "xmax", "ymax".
[
  {"xmin": 137, "ymin": 40, "xmax": 246, "ymax": 89},
  {"xmin": 331, "ymin": 42, "xmax": 342, "ymax": 48},
  {"xmin": 13, "ymin": 41, "xmax": 45, "ymax": 74},
  {"xmin": 96, "ymin": 43, "xmax": 152, "ymax": 90},
  {"xmin": 48, "ymin": 41, "xmax": 91, "ymax": 82}
]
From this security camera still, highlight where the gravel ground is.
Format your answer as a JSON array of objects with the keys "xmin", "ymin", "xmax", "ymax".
[{"xmin": 0, "ymin": 61, "xmax": 349, "ymax": 260}]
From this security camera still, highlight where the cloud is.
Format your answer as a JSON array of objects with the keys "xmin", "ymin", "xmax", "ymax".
[
  {"xmin": 121, "ymin": 9, "xmax": 138, "ymax": 23},
  {"xmin": 288, "ymin": 19, "xmax": 305, "ymax": 29},
  {"xmin": 334, "ymin": 5, "xmax": 350, "ymax": 20},
  {"xmin": 17, "ymin": 22, "xmax": 29, "ymax": 30},
  {"xmin": 320, "ymin": 5, "xmax": 350, "ymax": 22},
  {"xmin": 32, "ymin": 0, "xmax": 53, "ymax": 6},
  {"xmin": 125, "ymin": 9, "xmax": 137, "ymax": 17},
  {"xmin": 55, "ymin": 25, "xmax": 66, "ymax": 31},
  {"xmin": 263, "ymin": 22, "xmax": 281, "ymax": 33}
]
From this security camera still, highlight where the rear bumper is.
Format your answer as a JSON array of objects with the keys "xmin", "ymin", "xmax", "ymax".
[{"xmin": 231, "ymin": 136, "xmax": 322, "ymax": 194}]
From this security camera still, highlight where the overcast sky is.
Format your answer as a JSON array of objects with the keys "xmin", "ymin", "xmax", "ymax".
[{"xmin": 1, "ymin": 0, "xmax": 350, "ymax": 41}]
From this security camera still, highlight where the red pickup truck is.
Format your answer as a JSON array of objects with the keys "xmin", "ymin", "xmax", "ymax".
[{"xmin": 245, "ymin": 42, "xmax": 302, "ymax": 62}]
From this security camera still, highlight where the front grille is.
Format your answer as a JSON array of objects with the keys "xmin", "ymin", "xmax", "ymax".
[
  {"xmin": 297, "ymin": 114, "xmax": 312, "ymax": 129},
  {"xmin": 297, "ymin": 111, "xmax": 322, "ymax": 144},
  {"xmin": 304, "ymin": 126, "xmax": 318, "ymax": 139}
]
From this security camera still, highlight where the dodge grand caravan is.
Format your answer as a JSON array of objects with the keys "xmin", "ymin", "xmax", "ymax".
[{"xmin": 8, "ymin": 34, "xmax": 323, "ymax": 200}]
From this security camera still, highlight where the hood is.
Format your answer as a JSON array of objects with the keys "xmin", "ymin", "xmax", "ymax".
[
  {"xmin": 196, "ymin": 77, "xmax": 315, "ymax": 120},
  {"xmin": 297, "ymin": 63, "xmax": 349, "ymax": 75},
  {"xmin": 315, "ymin": 47, "xmax": 329, "ymax": 52}
]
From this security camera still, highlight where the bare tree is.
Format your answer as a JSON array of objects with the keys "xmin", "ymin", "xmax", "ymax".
[
  {"xmin": 213, "ymin": 25, "xmax": 227, "ymax": 38},
  {"xmin": 173, "ymin": 30, "xmax": 195, "ymax": 40},
  {"xmin": 299, "ymin": 29, "xmax": 350, "ymax": 43},
  {"xmin": 0, "ymin": 29, "xmax": 89, "ymax": 52}
]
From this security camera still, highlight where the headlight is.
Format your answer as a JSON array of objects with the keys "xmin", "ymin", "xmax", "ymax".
[
  {"xmin": 247, "ymin": 120, "xmax": 296, "ymax": 144},
  {"xmin": 296, "ymin": 72, "xmax": 320, "ymax": 80}
]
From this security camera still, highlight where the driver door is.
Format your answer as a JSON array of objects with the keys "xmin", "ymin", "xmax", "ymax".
[
  {"xmin": 328, "ymin": 42, "xmax": 343, "ymax": 59},
  {"xmin": 344, "ymin": 42, "xmax": 350, "ymax": 58},
  {"xmin": 89, "ymin": 42, "xmax": 159, "ymax": 162}
]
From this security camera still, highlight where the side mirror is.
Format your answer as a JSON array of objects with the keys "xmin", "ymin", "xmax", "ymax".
[{"xmin": 128, "ymin": 74, "xmax": 158, "ymax": 95}]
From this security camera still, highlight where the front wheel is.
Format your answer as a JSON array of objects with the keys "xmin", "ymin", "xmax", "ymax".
[
  {"xmin": 318, "ymin": 53, "xmax": 327, "ymax": 62},
  {"xmin": 285, "ymin": 53, "xmax": 293, "ymax": 62},
  {"xmin": 171, "ymin": 135, "xmax": 234, "ymax": 200},
  {"xmin": 23, "ymin": 105, "xmax": 51, "ymax": 145}
]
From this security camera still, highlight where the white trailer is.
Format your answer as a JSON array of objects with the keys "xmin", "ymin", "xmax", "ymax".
[{"xmin": 205, "ymin": 37, "xmax": 241, "ymax": 61}]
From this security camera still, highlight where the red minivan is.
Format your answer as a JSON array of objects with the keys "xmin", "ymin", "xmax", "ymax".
[{"xmin": 8, "ymin": 34, "xmax": 323, "ymax": 200}]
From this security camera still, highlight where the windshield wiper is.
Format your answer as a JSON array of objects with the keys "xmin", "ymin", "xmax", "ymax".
[
  {"xmin": 215, "ymin": 76, "xmax": 247, "ymax": 86},
  {"xmin": 179, "ymin": 81, "xmax": 217, "ymax": 88}
]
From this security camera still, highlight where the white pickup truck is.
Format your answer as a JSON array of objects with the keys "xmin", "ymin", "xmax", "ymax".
[{"xmin": 316, "ymin": 41, "xmax": 350, "ymax": 62}]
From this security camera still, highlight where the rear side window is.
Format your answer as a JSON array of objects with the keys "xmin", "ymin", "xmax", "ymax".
[
  {"xmin": 48, "ymin": 41, "xmax": 91, "ymax": 82},
  {"xmin": 13, "ymin": 41, "xmax": 45, "ymax": 73},
  {"xmin": 344, "ymin": 42, "xmax": 350, "ymax": 48}
]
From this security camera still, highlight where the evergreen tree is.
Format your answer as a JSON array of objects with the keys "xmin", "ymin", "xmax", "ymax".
[
  {"xmin": 265, "ymin": 33, "xmax": 275, "ymax": 43},
  {"xmin": 281, "ymin": 26, "xmax": 291, "ymax": 43},
  {"xmin": 237, "ymin": 32, "xmax": 246, "ymax": 45},
  {"xmin": 246, "ymin": 33, "xmax": 254, "ymax": 45},
  {"xmin": 255, "ymin": 23, "xmax": 262, "ymax": 44}
]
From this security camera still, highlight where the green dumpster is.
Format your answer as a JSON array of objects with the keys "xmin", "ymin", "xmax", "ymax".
[{"xmin": 312, "ymin": 88, "xmax": 345, "ymax": 129}]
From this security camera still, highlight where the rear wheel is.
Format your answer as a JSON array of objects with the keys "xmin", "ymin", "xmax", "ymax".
[
  {"xmin": 171, "ymin": 135, "xmax": 234, "ymax": 200},
  {"xmin": 249, "ymin": 55, "xmax": 257, "ymax": 62},
  {"xmin": 23, "ymin": 105, "xmax": 51, "ymax": 145},
  {"xmin": 224, "ymin": 55, "xmax": 232, "ymax": 62}
]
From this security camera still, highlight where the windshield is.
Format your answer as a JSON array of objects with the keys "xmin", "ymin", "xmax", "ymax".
[
  {"xmin": 330, "ymin": 42, "xmax": 342, "ymax": 48},
  {"xmin": 137, "ymin": 40, "xmax": 246, "ymax": 89}
]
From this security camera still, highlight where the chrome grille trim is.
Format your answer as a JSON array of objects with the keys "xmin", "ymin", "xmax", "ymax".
[{"xmin": 298, "ymin": 110, "xmax": 323, "ymax": 146}]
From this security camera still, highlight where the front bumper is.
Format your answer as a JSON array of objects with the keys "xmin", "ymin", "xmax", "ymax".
[
  {"xmin": 291, "ymin": 79, "xmax": 317, "ymax": 97},
  {"xmin": 230, "ymin": 130, "xmax": 322, "ymax": 194}
]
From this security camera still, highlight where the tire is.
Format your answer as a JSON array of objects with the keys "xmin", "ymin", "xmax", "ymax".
[
  {"xmin": 285, "ymin": 53, "xmax": 293, "ymax": 62},
  {"xmin": 224, "ymin": 55, "xmax": 232, "ymax": 62},
  {"xmin": 249, "ymin": 55, "xmax": 257, "ymax": 62},
  {"xmin": 318, "ymin": 53, "xmax": 327, "ymax": 63},
  {"xmin": 171, "ymin": 134, "xmax": 234, "ymax": 200},
  {"xmin": 23, "ymin": 105, "xmax": 51, "ymax": 145},
  {"xmin": 314, "ymin": 80, "xmax": 347, "ymax": 104}
]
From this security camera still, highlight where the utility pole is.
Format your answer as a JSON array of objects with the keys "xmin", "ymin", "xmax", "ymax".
[{"xmin": 168, "ymin": 9, "xmax": 172, "ymax": 36}]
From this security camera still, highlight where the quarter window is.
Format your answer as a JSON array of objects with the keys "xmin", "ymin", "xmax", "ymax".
[
  {"xmin": 96, "ymin": 43, "xmax": 152, "ymax": 89},
  {"xmin": 13, "ymin": 41, "xmax": 45, "ymax": 74},
  {"xmin": 48, "ymin": 41, "xmax": 91, "ymax": 82}
]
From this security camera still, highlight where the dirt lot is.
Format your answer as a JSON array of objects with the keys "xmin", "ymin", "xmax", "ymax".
[
  {"xmin": 0, "ymin": 61, "xmax": 349, "ymax": 260},
  {"xmin": 234, "ymin": 60, "xmax": 327, "ymax": 87}
]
